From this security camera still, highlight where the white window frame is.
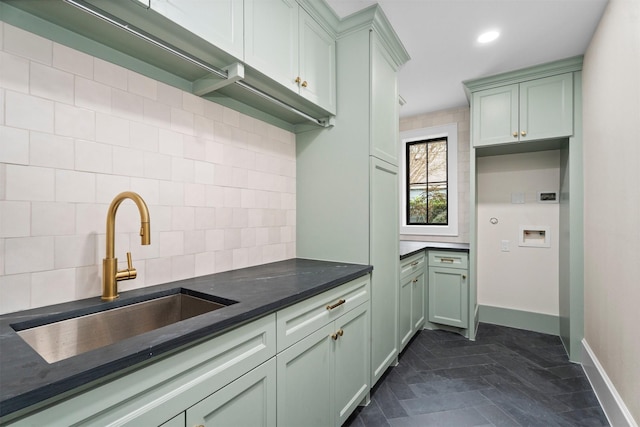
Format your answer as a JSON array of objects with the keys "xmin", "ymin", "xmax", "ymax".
[{"xmin": 400, "ymin": 123, "xmax": 458, "ymax": 236}]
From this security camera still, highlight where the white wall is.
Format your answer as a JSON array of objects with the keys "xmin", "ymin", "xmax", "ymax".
[
  {"xmin": 583, "ymin": 0, "xmax": 640, "ymax": 422},
  {"xmin": 399, "ymin": 106, "xmax": 470, "ymax": 243},
  {"xmin": 477, "ymin": 150, "xmax": 560, "ymax": 316},
  {"xmin": 0, "ymin": 23, "xmax": 296, "ymax": 314}
]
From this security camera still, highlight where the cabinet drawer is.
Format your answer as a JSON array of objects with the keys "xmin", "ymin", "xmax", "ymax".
[
  {"xmin": 400, "ymin": 252, "xmax": 425, "ymax": 280},
  {"xmin": 428, "ymin": 251, "xmax": 468, "ymax": 269},
  {"xmin": 276, "ymin": 274, "xmax": 370, "ymax": 352}
]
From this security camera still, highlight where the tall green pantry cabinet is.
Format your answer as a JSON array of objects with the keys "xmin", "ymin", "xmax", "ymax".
[{"xmin": 296, "ymin": 5, "xmax": 410, "ymax": 386}]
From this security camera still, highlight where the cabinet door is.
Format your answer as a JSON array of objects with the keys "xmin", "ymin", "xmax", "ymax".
[
  {"xmin": 334, "ymin": 303, "xmax": 370, "ymax": 426},
  {"xmin": 370, "ymin": 157, "xmax": 399, "ymax": 385},
  {"xmin": 160, "ymin": 413, "xmax": 184, "ymax": 427},
  {"xmin": 298, "ymin": 8, "xmax": 336, "ymax": 113},
  {"xmin": 151, "ymin": 0, "xmax": 244, "ymax": 59},
  {"xmin": 370, "ymin": 32, "xmax": 400, "ymax": 165},
  {"xmin": 186, "ymin": 358, "xmax": 276, "ymax": 427},
  {"xmin": 520, "ymin": 73, "xmax": 573, "ymax": 141},
  {"xmin": 428, "ymin": 267, "xmax": 468, "ymax": 328},
  {"xmin": 472, "ymin": 84, "xmax": 519, "ymax": 147},
  {"xmin": 277, "ymin": 324, "xmax": 333, "ymax": 427},
  {"xmin": 244, "ymin": 0, "xmax": 299, "ymax": 93},
  {"xmin": 399, "ymin": 274, "xmax": 413, "ymax": 350},
  {"xmin": 412, "ymin": 270, "xmax": 426, "ymax": 331}
]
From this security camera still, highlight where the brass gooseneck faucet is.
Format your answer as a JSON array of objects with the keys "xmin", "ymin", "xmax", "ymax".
[{"xmin": 102, "ymin": 191, "xmax": 151, "ymax": 301}]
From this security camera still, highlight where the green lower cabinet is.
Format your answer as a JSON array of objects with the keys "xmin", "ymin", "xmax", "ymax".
[
  {"xmin": 277, "ymin": 302, "xmax": 370, "ymax": 427},
  {"xmin": 399, "ymin": 274, "xmax": 413, "ymax": 349},
  {"xmin": 186, "ymin": 358, "xmax": 276, "ymax": 427},
  {"xmin": 428, "ymin": 266, "xmax": 469, "ymax": 328}
]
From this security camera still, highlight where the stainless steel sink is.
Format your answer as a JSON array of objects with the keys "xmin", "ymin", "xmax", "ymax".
[{"xmin": 14, "ymin": 291, "xmax": 235, "ymax": 364}]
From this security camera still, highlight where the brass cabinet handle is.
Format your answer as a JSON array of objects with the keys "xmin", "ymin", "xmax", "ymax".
[
  {"xmin": 512, "ymin": 132, "xmax": 518, "ymax": 137},
  {"xmin": 326, "ymin": 299, "xmax": 346, "ymax": 310},
  {"xmin": 410, "ymin": 261, "xmax": 419, "ymax": 267},
  {"xmin": 412, "ymin": 278, "xmax": 418, "ymax": 283},
  {"xmin": 521, "ymin": 130, "xmax": 527, "ymax": 136},
  {"xmin": 462, "ymin": 274, "xmax": 467, "ymax": 279},
  {"xmin": 295, "ymin": 76, "xmax": 301, "ymax": 84},
  {"xmin": 301, "ymin": 80, "xmax": 308, "ymax": 88},
  {"xmin": 440, "ymin": 258, "xmax": 455, "ymax": 263},
  {"xmin": 331, "ymin": 329, "xmax": 344, "ymax": 340}
]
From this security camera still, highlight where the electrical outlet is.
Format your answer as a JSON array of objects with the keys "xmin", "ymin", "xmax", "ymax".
[{"xmin": 501, "ymin": 240, "xmax": 510, "ymax": 252}]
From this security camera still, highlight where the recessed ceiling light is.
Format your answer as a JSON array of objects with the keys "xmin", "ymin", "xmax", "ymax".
[{"xmin": 477, "ymin": 30, "xmax": 500, "ymax": 44}]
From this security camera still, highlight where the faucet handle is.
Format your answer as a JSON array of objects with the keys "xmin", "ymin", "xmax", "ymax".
[{"xmin": 115, "ymin": 252, "xmax": 137, "ymax": 281}]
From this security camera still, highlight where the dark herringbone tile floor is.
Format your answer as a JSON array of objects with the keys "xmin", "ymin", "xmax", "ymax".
[{"xmin": 344, "ymin": 323, "xmax": 608, "ymax": 427}]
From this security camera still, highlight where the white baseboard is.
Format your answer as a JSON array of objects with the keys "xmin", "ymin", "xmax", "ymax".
[{"xmin": 581, "ymin": 339, "xmax": 638, "ymax": 427}]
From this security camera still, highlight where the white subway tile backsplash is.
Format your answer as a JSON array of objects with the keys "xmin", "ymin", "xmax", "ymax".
[
  {"xmin": 55, "ymin": 169, "xmax": 96, "ymax": 203},
  {"xmin": 96, "ymin": 113, "xmax": 129, "ymax": 147},
  {"xmin": 112, "ymin": 89, "xmax": 144, "ymax": 123},
  {"xmin": 94, "ymin": 58, "xmax": 128, "ymax": 90},
  {"xmin": 183, "ymin": 92, "xmax": 205, "ymax": 116},
  {"xmin": 53, "ymin": 43, "xmax": 93, "ymax": 78},
  {"xmin": 158, "ymin": 128, "xmax": 183, "ymax": 157},
  {"xmin": 5, "ymin": 91, "xmax": 54, "ymax": 133},
  {"xmin": 75, "ymin": 265, "xmax": 100, "ymax": 299},
  {"xmin": 31, "ymin": 202, "xmax": 75, "ymax": 236},
  {"xmin": 128, "ymin": 70, "xmax": 157, "ymax": 100},
  {"xmin": 31, "ymin": 268, "xmax": 76, "ymax": 307},
  {"xmin": 184, "ymin": 183, "xmax": 205, "ymax": 207},
  {"xmin": 3, "ymin": 25, "xmax": 52, "ymax": 65},
  {"xmin": 75, "ymin": 139, "xmax": 113, "ymax": 174},
  {"xmin": 159, "ymin": 231, "xmax": 184, "ymax": 258},
  {"xmin": 1, "ymin": 51, "xmax": 29, "ymax": 93},
  {"xmin": 195, "ymin": 115, "xmax": 214, "ymax": 140},
  {"xmin": 54, "ymin": 102, "xmax": 95, "ymax": 140},
  {"xmin": 0, "ymin": 90, "xmax": 5, "ymax": 126},
  {"xmin": 0, "ymin": 273, "xmax": 31, "ymax": 313},
  {"xmin": 130, "ymin": 122, "xmax": 159, "ymax": 152},
  {"xmin": 0, "ymin": 126, "xmax": 29, "ymax": 165},
  {"xmin": 54, "ymin": 235, "xmax": 97, "ymax": 268},
  {"xmin": 75, "ymin": 76, "xmax": 111, "ymax": 113},
  {"xmin": 5, "ymin": 164, "xmax": 54, "ymax": 201},
  {"xmin": 29, "ymin": 131, "xmax": 74, "ymax": 170},
  {"xmin": 1, "ymin": 23, "xmax": 296, "ymax": 314},
  {"xmin": 112, "ymin": 146, "xmax": 145, "ymax": 178},
  {"xmin": 156, "ymin": 81, "xmax": 182, "ymax": 108},
  {"xmin": 5, "ymin": 236, "xmax": 54, "ymax": 274},
  {"xmin": 143, "ymin": 151, "xmax": 172, "ymax": 180},
  {"xmin": 30, "ymin": 62, "xmax": 74, "ymax": 104},
  {"xmin": 0, "ymin": 201, "xmax": 30, "ymax": 238}
]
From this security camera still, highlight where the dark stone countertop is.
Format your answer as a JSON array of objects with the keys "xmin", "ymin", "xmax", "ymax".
[
  {"xmin": 0, "ymin": 258, "xmax": 372, "ymax": 419},
  {"xmin": 399, "ymin": 240, "xmax": 470, "ymax": 259}
]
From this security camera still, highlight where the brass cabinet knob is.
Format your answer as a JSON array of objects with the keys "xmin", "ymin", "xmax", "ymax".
[
  {"xmin": 462, "ymin": 274, "xmax": 467, "ymax": 280},
  {"xmin": 512, "ymin": 132, "xmax": 518, "ymax": 137},
  {"xmin": 295, "ymin": 76, "xmax": 301, "ymax": 84},
  {"xmin": 331, "ymin": 329, "xmax": 344, "ymax": 340},
  {"xmin": 521, "ymin": 130, "xmax": 527, "ymax": 136},
  {"xmin": 301, "ymin": 80, "xmax": 308, "ymax": 88}
]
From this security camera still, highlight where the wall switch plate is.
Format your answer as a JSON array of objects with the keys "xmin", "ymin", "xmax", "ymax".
[{"xmin": 501, "ymin": 240, "xmax": 510, "ymax": 252}]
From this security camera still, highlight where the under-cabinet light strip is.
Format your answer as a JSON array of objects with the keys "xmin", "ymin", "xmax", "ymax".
[
  {"xmin": 64, "ymin": 0, "xmax": 329, "ymax": 128},
  {"xmin": 64, "ymin": 0, "xmax": 228, "ymax": 79},
  {"xmin": 234, "ymin": 81, "xmax": 327, "ymax": 126}
]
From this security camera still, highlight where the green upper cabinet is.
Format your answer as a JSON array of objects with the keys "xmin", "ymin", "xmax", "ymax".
[
  {"xmin": 245, "ymin": 0, "xmax": 336, "ymax": 114},
  {"xmin": 370, "ymin": 34, "xmax": 400, "ymax": 165},
  {"xmin": 472, "ymin": 73, "xmax": 574, "ymax": 147},
  {"xmin": 150, "ymin": 0, "xmax": 244, "ymax": 60}
]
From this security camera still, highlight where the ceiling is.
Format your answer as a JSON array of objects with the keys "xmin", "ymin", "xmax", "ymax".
[{"xmin": 324, "ymin": 0, "xmax": 608, "ymax": 118}]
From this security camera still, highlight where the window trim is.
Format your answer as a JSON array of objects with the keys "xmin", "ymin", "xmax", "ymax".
[{"xmin": 400, "ymin": 123, "xmax": 458, "ymax": 236}]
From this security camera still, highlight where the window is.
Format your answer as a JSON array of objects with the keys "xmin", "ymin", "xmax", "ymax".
[
  {"xmin": 406, "ymin": 137, "xmax": 448, "ymax": 225},
  {"xmin": 400, "ymin": 124, "xmax": 458, "ymax": 236}
]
